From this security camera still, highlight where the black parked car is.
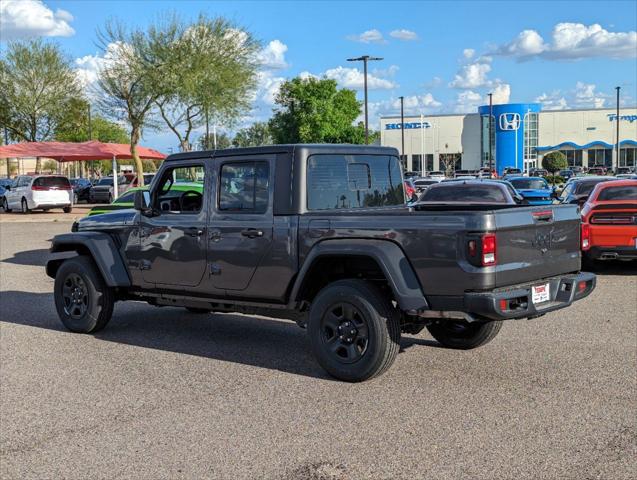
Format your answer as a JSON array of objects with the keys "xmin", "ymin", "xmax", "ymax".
[
  {"xmin": 556, "ymin": 176, "xmax": 616, "ymax": 205},
  {"xmin": 70, "ymin": 178, "xmax": 92, "ymax": 204}
]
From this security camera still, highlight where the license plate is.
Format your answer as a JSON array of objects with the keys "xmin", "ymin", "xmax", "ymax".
[{"xmin": 532, "ymin": 283, "xmax": 550, "ymax": 304}]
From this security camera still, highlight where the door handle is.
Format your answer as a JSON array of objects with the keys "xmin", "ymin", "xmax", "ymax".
[
  {"xmin": 185, "ymin": 227, "xmax": 204, "ymax": 237},
  {"xmin": 241, "ymin": 228, "xmax": 263, "ymax": 238}
]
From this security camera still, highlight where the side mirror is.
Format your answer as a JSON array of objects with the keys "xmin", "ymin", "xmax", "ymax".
[
  {"xmin": 4, "ymin": 185, "xmax": 10, "ymax": 191},
  {"xmin": 134, "ymin": 190, "xmax": 151, "ymax": 213}
]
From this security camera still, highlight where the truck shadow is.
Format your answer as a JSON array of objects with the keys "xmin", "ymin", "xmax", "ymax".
[
  {"xmin": 0, "ymin": 290, "xmax": 438, "ymax": 380},
  {"xmin": 583, "ymin": 260, "xmax": 637, "ymax": 276},
  {"xmin": 1, "ymin": 248, "xmax": 49, "ymax": 266}
]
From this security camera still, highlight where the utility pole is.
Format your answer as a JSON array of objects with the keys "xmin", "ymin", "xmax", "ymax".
[
  {"xmin": 399, "ymin": 96, "xmax": 405, "ymax": 165},
  {"xmin": 347, "ymin": 55, "xmax": 383, "ymax": 144},
  {"xmin": 615, "ymin": 86, "xmax": 621, "ymax": 171},
  {"xmin": 488, "ymin": 93, "xmax": 493, "ymax": 175},
  {"xmin": 87, "ymin": 104, "xmax": 92, "ymax": 178},
  {"xmin": 3, "ymin": 126, "xmax": 10, "ymax": 177}
]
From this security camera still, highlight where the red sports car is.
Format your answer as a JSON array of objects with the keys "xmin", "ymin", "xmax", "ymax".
[{"xmin": 580, "ymin": 179, "xmax": 637, "ymax": 261}]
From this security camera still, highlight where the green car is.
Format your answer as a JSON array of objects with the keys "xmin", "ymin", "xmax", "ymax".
[{"xmin": 87, "ymin": 183, "xmax": 203, "ymax": 216}]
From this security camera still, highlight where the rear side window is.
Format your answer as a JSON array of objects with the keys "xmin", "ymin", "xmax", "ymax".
[
  {"xmin": 420, "ymin": 184, "xmax": 507, "ymax": 203},
  {"xmin": 598, "ymin": 185, "xmax": 637, "ymax": 200},
  {"xmin": 307, "ymin": 154, "xmax": 404, "ymax": 210},
  {"xmin": 576, "ymin": 181, "xmax": 608, "ymax": 196},
  {"xmin": 218, "ymin": 162, "xmax": 269, "ymax": 213},
  {"xmin": 33, "ymin": 176, "xmax": 70, "ymax": 188}
]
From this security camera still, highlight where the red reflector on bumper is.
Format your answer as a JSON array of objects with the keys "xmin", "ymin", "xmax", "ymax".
[
  {"xmin": 578, "ymin": 281, "xmax": 587, "ymax": 293},
  {"xmin": 499, "ymin": 299, "xmax": 508, "ymax": 311}
]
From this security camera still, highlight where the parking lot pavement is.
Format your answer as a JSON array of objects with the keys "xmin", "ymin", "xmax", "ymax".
[
  {"xmin": 0, "ymin": 203, "xmax": 96, "ymax": 223},
  {"xmin": 1, "ymin": 220, "xmax": 636, "ymax": 480}
]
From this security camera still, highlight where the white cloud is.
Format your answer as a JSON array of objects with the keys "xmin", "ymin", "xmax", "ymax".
[
  {"xmin": 0, "ymin": 0, "xmax": 75, "ymax": 40},
  {"xmin": 390, "ymin": 29, "xmax": 418, "ymax": 41},
  {"xmin": 258, "ymin": 39, "xmax": 289, "ymax": 69},
  {"xmin": 463, "ymin": 48, "xmax": 475, "ymax": 59},
  {"xmin": 74, "ymin": 42, "xmax": 128, "ymax": 91},
  {"xmin": 573, "ymin": 81, "xmax": 607, "ymax": 108},
  {"xmin": 366, "ymin": 93, "xmax": 442, "ymax": 122},
  {"xmin": 346, "ymin": 29, "xmax": 385, "ymax": 44},
  {"xmin": 454, "ymin": 90, "xmax": 483, "ymax": 113},
  {"xmin": 424, "ymin": 76, "xmax": 442, "ymax": 88},
  {"xmin": 494, "ymin": 22, "xmax": 637, "ymax": 60},
  {"xmin": 449, "ymin": 57, "xmax": 492, "ymax": 89},
  {"xmin": 323, "ymin": 66, "xmax": 398, "ymax": 90},
  {"xmin": 491, "ymin": 82, "xmax": 511, "ymax": 104},
  {"xmin": 256, "ymin": 71, "xmax": 285, "ymax": 105},
  {"xmin": 535, "ymin": 91, "xmax": 568, "ymax": 110}
]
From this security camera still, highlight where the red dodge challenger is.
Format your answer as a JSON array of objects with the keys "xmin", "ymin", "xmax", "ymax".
[{"xmin": 580, "ymin": 179, "xmax": 637, "ymax": 261}]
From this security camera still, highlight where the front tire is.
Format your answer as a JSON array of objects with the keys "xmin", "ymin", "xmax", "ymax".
[
  {"xmin": 426, "ymin": 319, "xmax": 502, "ymax": 350},
  {"xmin": 63, "ymin": 206, "xmax": 72, "ymax": 213},
  {"xmin": 308, "ymin": 279, "xmax": 401, "ymax": 382},
  {"xmin": 2, "ymin": 198, "xmax": 11, "ymax": 212},
  {"xmin": 54, "ymin": 256, "xmax": 114, "ymax": 333}
]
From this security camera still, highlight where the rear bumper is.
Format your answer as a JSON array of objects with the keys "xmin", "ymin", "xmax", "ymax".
[
  {"xmin": 463, "ymin": 272, "xmax": 596, "ymax": 321},
  {"xmin": 32, "ymin": 202, "xmax": 71, "ymax": 209},
  {"xmin": 585, "ymin": 246, "xmax": 637, "ymax": 260}
]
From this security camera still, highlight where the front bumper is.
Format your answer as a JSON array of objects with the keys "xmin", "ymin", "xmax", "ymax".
[{"xmin": 464, "ymin": 272, "xmax": 596, "ymax": 321}]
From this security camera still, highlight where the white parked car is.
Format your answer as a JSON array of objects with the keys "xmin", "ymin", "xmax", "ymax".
[
  {"xmin": 427, "ymin": 170, "xmax": 446, "ymax": 180},
  {"xmin": 2, "ymin": 175, "xmax": 73, "ymax": 213}
]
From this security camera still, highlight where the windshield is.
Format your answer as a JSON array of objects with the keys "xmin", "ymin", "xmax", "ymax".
[
  {"xmin": 420, "ymin": 184, "xmax": 508, "ymax": 203},
  {"xmin": 414, "ymin": 180, "xmax": 439, "ymax": 186},
  {"xmin": 598, "ymin": 185, "xmax": 637, "ymax": 201},
  {"xmin": 510, "ymin": 178, "xmax": 549, "ymax": 190},
  {"xmin": 97, "ymin": 178, "xmax": 113, "ymax": 186},
  {"xmin": 576, "ymin": 180, "xmax": 611, "ymax": 196}
]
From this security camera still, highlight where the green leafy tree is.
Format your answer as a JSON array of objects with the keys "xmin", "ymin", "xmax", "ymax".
[
  {"xmin": 197, "ymin": 131, "xmax": 232, "ymax": 150},
  {"xmin": 542, "ymin": 151, "xmax": 568, "ymax": 173},
  {"xmin": 0, "ymin": 39, "xmax": 82, "ymax": 173},
  {"xmin": 232, "ymin": 122, "xmax": 272, "ymax": 147},
  {"xmin": 96, "ymin": 21, "xmax": 161, "ymax": 185},
  {"xmin": 42, "ymin": 160, "xmax": 58, "ymax": 173},
  {"xmin": 149, "ymin": 15, "xmax": 260, "ymax": 152},
  {"xmin": 269, "ymin": 77, "xmax": 367, "ymax": 144},
  {"xmin": 55, "ymin": 100, "xmax": 129, "ymax": 144}
]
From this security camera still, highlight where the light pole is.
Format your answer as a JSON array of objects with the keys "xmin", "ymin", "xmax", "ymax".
[
  {"xmin": 615, "ymin": 86, "xmax": 621, "ymax": 170},
  {"xmin": 488, "ymin": 92, "xmax": 493, "ymax": 175},
  {"xmin": 347, "ymin": 55, "xmax": 383, "ymax": 144},
  {"xmin": 420, "ymin": 113, "xmax": 425, "ymax": 176},
  {"xmin": 399, "ymin": 96, "xmax": 405, "ymax": 166}
]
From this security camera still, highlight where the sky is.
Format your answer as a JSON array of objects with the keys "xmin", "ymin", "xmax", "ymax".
[{"xmin": 1, "ymin": 0, "xmax": 636, "ymax": 153}]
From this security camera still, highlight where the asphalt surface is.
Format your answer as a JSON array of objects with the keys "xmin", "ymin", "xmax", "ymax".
[{"xmin": 1, "ymin": 219, "xmax": 636, "ymax": 479}]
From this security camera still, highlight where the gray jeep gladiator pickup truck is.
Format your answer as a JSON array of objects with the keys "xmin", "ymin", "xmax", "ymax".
[{"xmin": 47, "ymin": 145, "xmax": 595, "ymax": 382}]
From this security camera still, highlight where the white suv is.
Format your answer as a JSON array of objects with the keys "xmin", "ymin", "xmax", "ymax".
[{"xmin": 3, "ymin": 175, "xmax": 73, "ymax": 213}]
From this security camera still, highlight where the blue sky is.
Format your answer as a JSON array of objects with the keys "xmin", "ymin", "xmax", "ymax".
[{"xmin": 2, "ymin": 0, "xmax": 636, "ymax": 152}]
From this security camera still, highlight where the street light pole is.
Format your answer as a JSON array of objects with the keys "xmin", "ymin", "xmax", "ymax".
[
  {"xmin": 615, "ymin": 86, "xmax": 621, "ymax": 171},
  {"xmin": 347, "ymin": 55, "xmax": 383, "ymax": 144},
  {"xmin": 488, "ymin": 93, "xmax": 493, "ymax": 175},
  {"xmin": 399, "ymin": 96, "xmax": 405, "ymax": 164}
]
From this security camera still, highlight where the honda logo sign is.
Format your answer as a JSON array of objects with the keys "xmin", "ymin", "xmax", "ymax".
[{"xmin": 499, "ymin": 113, "xmax": 520, "ymax": 131}]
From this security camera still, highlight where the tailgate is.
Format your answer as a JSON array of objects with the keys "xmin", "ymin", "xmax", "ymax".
[{"xmin": 494, "ymin": 205, "xmax": 581, "ymax": 287}]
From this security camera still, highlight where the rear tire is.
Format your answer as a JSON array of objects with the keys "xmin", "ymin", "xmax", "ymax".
[
  {"xmin": 21, "ymin": 198, "xmax": 30, "ymax": 214},
  {"xmin": 426, "ymin": 319, "xmax": 502, "ymax": 350},
  {"xmin": 54, "ymin": 256, "xmax": 114, "ymax": 333},
  {"xmin": 308, "ymin": 279, "xmax": 401, "ymax": 382},
  {"xmin": 63, "ymin": 206, "xmax": 72, "ymax": 213},
  {"xmin": 2, "ymin": 198, "xmax": 11, "ymax": 212}
]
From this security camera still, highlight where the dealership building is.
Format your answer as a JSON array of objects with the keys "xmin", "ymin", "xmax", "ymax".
[{"xmin": 380, "ymin": 103, "xmax": 637, "ymax": 175}]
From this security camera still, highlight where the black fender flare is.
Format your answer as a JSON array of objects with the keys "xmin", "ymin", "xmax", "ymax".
[
  {"xmin": 289, "ymin": 239, "xmax": 428, "ymax": 312},
  {"xmin": 46, "ymin": 232, "xmax": 131, "ymax": 287}
]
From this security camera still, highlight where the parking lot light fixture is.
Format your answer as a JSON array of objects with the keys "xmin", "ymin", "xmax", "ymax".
[{"xmin": 347, "ymin": 55, "xmax": 383, "ymax": 144}]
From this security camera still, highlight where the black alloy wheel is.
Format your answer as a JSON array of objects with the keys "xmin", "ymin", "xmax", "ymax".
[
  {"xmin": 319, "ymin": 302, "xmax": 369, "ymax": 364},
  {"xmin": 62, "ymin": 273, "xmax": 89, "ymax": 319}
]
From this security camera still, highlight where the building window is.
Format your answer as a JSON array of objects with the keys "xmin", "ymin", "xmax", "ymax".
[
  {"xmin": 425, "ymin": 154, "xmax": 434, "ymax": 172},
  {"xmin": 588, "ymin": 148, "xmax": 613, "ymax": 168},
  {"xmin": 399, "ymin": 154, "xmax": 408, "ymax": 172},
  {"xmin": 439, "ymin": 153, "xmax": 462, "ymax": 175},
  {"xmin": 620, "ymin": 148, "xmax": 636, "ymax": 167},
  {"xmin": 524, "ymin": 112, "xmax": 538, "ymax": 162},
  {"xmin": 559, "ymin": 149, "xmax": 583, "ymax": 167},
  {"xmin": 411, "ymin": 154, "xmax": 422, "ymax": 174},
  {"xmin": 480, "ymin": 115, "xmax": 495, "ymax": 166}
]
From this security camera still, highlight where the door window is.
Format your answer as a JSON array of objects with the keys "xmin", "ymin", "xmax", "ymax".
[
  {"xmin": 218, "ymin": 162, "xmax": 269, "ymax": 213},
  {"xmin": 18, "ymin": 177, "xmax": 31, "ymax": 187},
  {"xmin": 153, "ymin": 165, "xmax": 205, "ymax": 213}
]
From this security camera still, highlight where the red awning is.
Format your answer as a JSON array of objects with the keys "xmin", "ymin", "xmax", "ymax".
[{"xmin": 0, "ymin": 140, "xmax": 165, "ymax": 162}]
